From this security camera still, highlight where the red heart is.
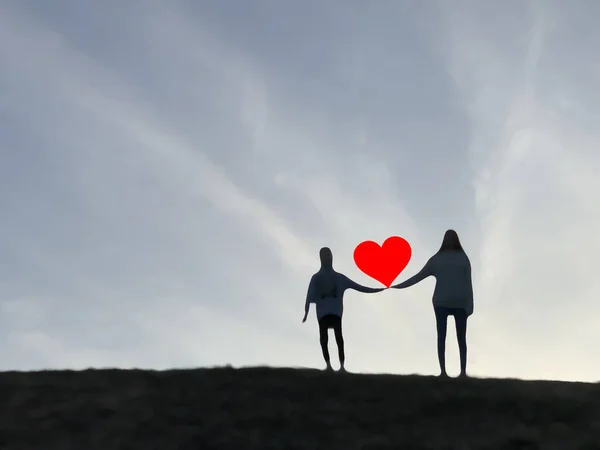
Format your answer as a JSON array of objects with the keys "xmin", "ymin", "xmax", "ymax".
[{"xmin": 353, "ymin": 236, "xmax": 412, "ymax": 288}]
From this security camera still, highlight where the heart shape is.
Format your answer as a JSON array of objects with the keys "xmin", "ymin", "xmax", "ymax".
[{"xmin": 353, "ymin": 236, "xmax": 412, "ymax": 287}]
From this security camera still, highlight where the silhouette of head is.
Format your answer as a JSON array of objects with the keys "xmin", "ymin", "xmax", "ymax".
[
  {"xmin": 319, "ymin": 247, "xmax": 333, "ymax": 268},
  {"xmin": 438, "ymin": 229, "xmax": 464, "ymax": 253}
]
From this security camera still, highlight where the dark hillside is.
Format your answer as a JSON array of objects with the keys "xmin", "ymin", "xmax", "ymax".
[{"xmin": 2, "ymin": 366, "xmax": 600, "ymax": 449}]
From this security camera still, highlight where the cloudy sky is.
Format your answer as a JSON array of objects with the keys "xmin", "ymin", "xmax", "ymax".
[{"xmin": 1, "ymin": 0, "xmax": 599, "ymax": 382}]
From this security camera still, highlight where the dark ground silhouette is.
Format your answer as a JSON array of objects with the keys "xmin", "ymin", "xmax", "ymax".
[{"xmin": 2, "ymin": 366, "xmax": 600, "ymax": 449}]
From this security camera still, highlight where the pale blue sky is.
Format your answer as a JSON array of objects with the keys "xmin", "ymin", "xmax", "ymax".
[{"xmin": 1, "ymin": 0, "xmax": 599, "ymax": 381}]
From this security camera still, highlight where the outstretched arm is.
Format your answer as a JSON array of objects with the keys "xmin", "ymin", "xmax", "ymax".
[
  {"xmin": 391, "ymin": 259, "xmax": 433, "ymax": 289},
  {"xmin": 343, "ymin": 275, "xmax": 385, "ymax": 294}
]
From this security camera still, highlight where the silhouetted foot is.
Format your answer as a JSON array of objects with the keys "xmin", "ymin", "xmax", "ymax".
[
  {"xmin": 438, "ymin": 371, "xmax": 448, "ymax": 378},
  {"xmin": 338, "ymin": 366, "xmax": 347, "ymax": 373},
  {"xmin": 325, "ymin": 364, "xmax": 334, "ymax": 372},
  {"xmin": 459, "ymin": 372, "xmax": 468, "ymax": 379}
]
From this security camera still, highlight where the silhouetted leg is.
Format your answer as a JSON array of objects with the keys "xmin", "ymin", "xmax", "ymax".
[
  {"xmin": 434, "ymin": 307, "xmax": 448, "ymax": 376},
  {"xmin": 318, "ymin": 317, "xmax": 332, "ymax": 370},
  {"xmin": 455, "ymin": 310, "xmax": 468, "ymax": 377},
  {"xmin": 319, "ymin": 323, "xmax": 330, "ymax": 362},
  {"xmin": 333, "ymin": 317, "xmax": 345, "ymax": 370}
]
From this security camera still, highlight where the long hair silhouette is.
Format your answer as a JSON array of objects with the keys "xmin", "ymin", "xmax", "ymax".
[{"xmin": 437, "ymin": 229, "xmax": 465, "ymax": 253}]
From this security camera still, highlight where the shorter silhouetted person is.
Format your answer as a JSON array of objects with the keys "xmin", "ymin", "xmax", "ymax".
[
  {"xmin": 303, "ymin": 247, "xmax": 384, "ymax": 372},
  {"xmin": 391, "ymin": 230, "xmax": 473, "ymax": 378}
]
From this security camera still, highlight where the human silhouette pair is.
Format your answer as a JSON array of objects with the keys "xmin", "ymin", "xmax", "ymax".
[{"xmin": 303, "ymin": 230, "xmax": 472, "ymax": 377}]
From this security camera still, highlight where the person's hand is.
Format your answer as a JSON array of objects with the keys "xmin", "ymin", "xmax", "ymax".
[{"xmin": 302, "ymin": 315, "xmax": 307, "ymax": 323}]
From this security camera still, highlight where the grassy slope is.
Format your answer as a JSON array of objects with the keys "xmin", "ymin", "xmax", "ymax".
[{"xmin": 2, "ymin": 366, "xmax": 600, "ymax": 449}]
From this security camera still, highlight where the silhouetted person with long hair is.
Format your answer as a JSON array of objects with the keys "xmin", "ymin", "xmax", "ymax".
[
  {"xmin": 391, "ymin": 230, "xmax": 473, "ymax": 378},
  {"xmin": 303, "ymin": 247, "xmax": 384, "ymax": 372}
]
